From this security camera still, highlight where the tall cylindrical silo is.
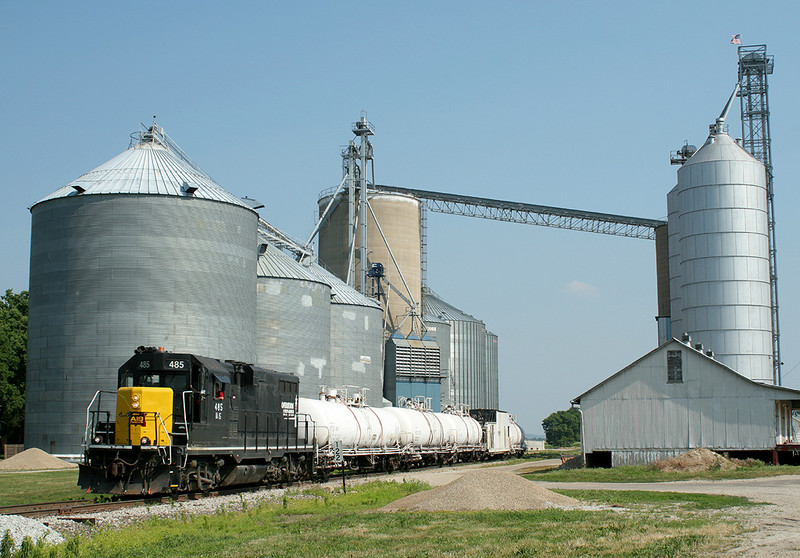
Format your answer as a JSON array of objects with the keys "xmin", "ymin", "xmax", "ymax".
[
  {"xmin": 255, "ymin": 244, "xmax": 331, "ymax": 399},
  {"xmin": 422, "ymin": 292, "xmax": 489, "ymax": 409},
  {"xmin": 669, "ymin": 127, "xmax": 771, "ymax": 382},
  {"xmin": 317, "ymin": 191, "xmax": 421, "ymax": 336},
  {"xmin": 422, "ymin": 313, "xmax": 452, "ymax": 406},
  {"xmin": 667, "ymin": 186, "xmax": 683, "ymax": 339},
  {"xmin": 485, "ymin": 331, "xmax": 499, "ymax": 409},
  {"xmin": 307, "ymin": 263, "xmax": 385, "ymax": 406},
  {"xmin": 26, "ymin": 127, "xmax": 258, "ymax": 456}
]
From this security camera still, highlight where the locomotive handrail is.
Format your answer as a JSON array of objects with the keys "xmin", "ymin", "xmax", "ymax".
[
  {"xmin": 180, "ymin": 390, "xmax": 193, "ymax": 447},
  {"xmin": 83, "ymin": 390, "xmax": 117, "ymax": 450}
]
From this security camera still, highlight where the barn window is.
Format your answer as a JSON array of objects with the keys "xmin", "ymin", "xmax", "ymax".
[{"xmin": 667, "ymin": 350, "xmax": 683, "ymax": 383}]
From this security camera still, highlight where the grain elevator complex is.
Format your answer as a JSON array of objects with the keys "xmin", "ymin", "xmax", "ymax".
[{"xmin": 23, "ymin": 44, "xmax": 799, "ymax": 465}]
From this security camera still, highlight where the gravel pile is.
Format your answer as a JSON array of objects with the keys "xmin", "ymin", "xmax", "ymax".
[
  {"xmin": 381, "ymin": 469, "xmax": 580, "ymax": 512},
  {"xmin": 0, "ymin": 448, "xmax": 77, "ymax": 471},
  {"xmin": 0, "ymin": 515, "xmax": 65, "ymax": 549}
]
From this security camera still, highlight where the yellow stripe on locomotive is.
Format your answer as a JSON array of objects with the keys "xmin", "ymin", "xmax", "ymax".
[{"xmin": 115, "ymin": 387, "xmax": 174, "ymax": 446}]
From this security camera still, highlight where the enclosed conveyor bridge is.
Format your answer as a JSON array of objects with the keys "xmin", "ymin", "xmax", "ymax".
[{"xmin": 372, "ymin": 184, "xmax": 665, "ymax": 240}]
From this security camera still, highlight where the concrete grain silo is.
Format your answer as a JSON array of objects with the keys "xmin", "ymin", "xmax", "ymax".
[
  {"xmin": 307, "ymin": 263, "xmax": 384, "ymax": 405},
  {"xmin": 255, "ymin": 244, "xmax": 331, "ymax": 399},
  {"xmin": 317, "ymin": 191, "xmax": 422, "ymax": 335},
  {"xmin": 667, "ymin": 119, "xmax": 772, "ymax": 383},
  {"xmin": 26, "ymin": 125, "xmax": 258, "ymax": 455}
]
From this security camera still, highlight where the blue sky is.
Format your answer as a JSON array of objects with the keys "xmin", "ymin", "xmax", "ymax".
[{"xmin": 2, "ymin": 2, "xmax": 799, "ymax": 435}]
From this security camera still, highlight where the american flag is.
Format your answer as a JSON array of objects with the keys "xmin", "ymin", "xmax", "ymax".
[{"xmin": 730, "ymin": 34, "xmax": 742, "ymax": 45}]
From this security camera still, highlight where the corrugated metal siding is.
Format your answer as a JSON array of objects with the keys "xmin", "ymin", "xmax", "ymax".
[
  {"xmin": 423, "ymin": 292, "xmax": 489, "ymax": 409},
  {"xmin": 329, "ymin": 303, "xmax": 384, "ymax": 406},
  {"xmin": 485, "ymin": 331, "xmax": 499, "ymax": 409},
  {"xmin": 255, "ymin": 249, "xmax": 331, "ymax": 400},
  {"xmin": 425, "ymin": 320, "xmax": 452, "ymax": 405},
  {"xmin": 307, "ymin": 263, "xmax": 381, "ymax": 308},
  {"xmin": 26, "ymin": 194, "xmax": 257, "ymax": 455},
  {"xmin": 580, "ymin": 341, "xmax": 800, "ymax": 460}
]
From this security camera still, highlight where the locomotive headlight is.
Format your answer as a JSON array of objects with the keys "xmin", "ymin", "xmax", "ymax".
[
  {"xmin": 140, "ymin": 436, "xmax": 151, "ymax": 446},
  {"xmin": 93, "ymin": 436, "xmax": 102, "ymax": 444},
  {"xmin": 131, "ymin": 394, "xmax": 140, "ymax": 401},
  {"xmin": 131, "ymin": 401, "xmax": 140, "ymax": 409}
]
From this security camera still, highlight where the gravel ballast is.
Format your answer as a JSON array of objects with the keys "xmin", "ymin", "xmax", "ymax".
[{"xmin": 0, "ymin": 515, "xmax": 65, "ymax": 549}]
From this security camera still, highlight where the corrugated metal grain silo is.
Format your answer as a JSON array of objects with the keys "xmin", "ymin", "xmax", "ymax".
[
  {"xmin": 26, "ymin": 126, "xmax": 258, "ymax": 455},
  {"xmin": 255, "ymin": 244, "xmax": 331, "ymax": 399},
  {"xmin": 317, "ymin": 191, "xmax": 421, "ymax": 335},
  {"xmin": 485, "ymin": 331, "xmax": 499, "ymax": 409},
  {"xmin": 307, "ymin": 263, "xmax": 385, "ymax": 405},
  {"xmin": 422, "ymin": 292, "xmax": 491, "ymax": 409},
  {"xmin": 667, "ymin": 186, "xmax": 683, "ymax": 339},
  {"xmin": 668, "ymin": 125, "xmax": 772, "ymax": 383},
  {"xmin": 421, "ymin": 310, "xmax": 452, "ymax": 405}
]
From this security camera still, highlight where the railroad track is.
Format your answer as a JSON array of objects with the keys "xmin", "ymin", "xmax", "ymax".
[{"xmin": 0, "ymin": 482, "xmax": 309, "ymax": 520}]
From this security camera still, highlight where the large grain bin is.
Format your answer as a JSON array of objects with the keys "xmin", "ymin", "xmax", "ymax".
[
  {"xmin": 667, "ymin": 124, "xmax": 772, "ymax": 383},
  {"xmin": 307, "ymin": 263, "xmax": 384, "ymax": 406},
  {"xmin": 422, "ymin": 306, "xmax": 452, "ymax": 405},
  {"xmin": 485, "ymin": 331, "xmax": 499, "ymax": 409},
  {"xmin": 317, "ymin": 190, "xmax": 421, "ymax": 336},
  {"xmin": 422, "ymin": 291, "xmax": 492, "ymax": 409},
  {"xmin": 26, "ymin": 126, "xmax": 258, "ymax": 455},
  {"xmin": 255, "ymin": 244, "xmax": 331, "ymax": 399}
]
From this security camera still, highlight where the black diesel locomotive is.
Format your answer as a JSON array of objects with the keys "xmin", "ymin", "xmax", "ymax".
[
  {"xmin": 79, "ymin": 347, "xmax": 525, "ymax": 495},
  {"xmin": 79, "ymin": 347, "xmax": 313, "ymax": 494}
]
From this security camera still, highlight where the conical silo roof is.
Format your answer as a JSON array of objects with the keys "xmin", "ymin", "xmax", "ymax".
[
  {"xmin": 307, "ymin": 263, "xmax": 381, "ymax": 308},
  {"xmin": 32, "ymin": 126, "xmax": 252, "ymax": 210},
  {"xmin": 682, "ymin": 131, "xmax": 761, "ymax": 167},
  {"xmin": 257, "ymin": 244, "xmax": 326, "ymax": 283},
  {"xmin": 423, "ymin": 290, "xmax": 483, "ymax": 323}
]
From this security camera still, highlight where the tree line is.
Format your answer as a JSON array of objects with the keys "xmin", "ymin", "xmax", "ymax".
[{"xmin": 0, "ymin": 289, "xmax": 27, "ymax": 445}]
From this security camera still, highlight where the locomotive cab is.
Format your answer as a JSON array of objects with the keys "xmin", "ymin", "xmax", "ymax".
[{"xmin": 80, "ymin": 347, "xmax": 313, "ymax": 495}]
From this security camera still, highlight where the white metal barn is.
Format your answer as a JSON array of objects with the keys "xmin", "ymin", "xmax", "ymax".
[{"xmin": 573, "ymin": 338, "xmax": 800, "ymax": 467}]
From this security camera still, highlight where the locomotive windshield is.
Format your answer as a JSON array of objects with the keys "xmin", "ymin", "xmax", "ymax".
[{"xmin": 119, "ymin": 371, "xmax": 189, "ymax": 392}]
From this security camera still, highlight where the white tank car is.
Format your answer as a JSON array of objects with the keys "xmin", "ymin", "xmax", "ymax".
[
  {"xmin": 298, "ymin": 391, "xmax": 401, "ymax": 448},
  {"xmin": 298, "ymin": 392, "xmax": 481, "ymax": 451}
]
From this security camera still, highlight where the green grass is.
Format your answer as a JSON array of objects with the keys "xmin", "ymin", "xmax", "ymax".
[
  {"xmin": 6, "ymin": 479, "xmax": 750, "ymax": 558},
  {"xmin": 553, "ymin": 489, "xmax": 758, "ymax": 510},
  {"xmin": 524, "ymin": 462, "xmax": 800, "ymax": 483},
  {"xmin": 0, "ymin": 470, "xmax": 95, "ymax": 506}
]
